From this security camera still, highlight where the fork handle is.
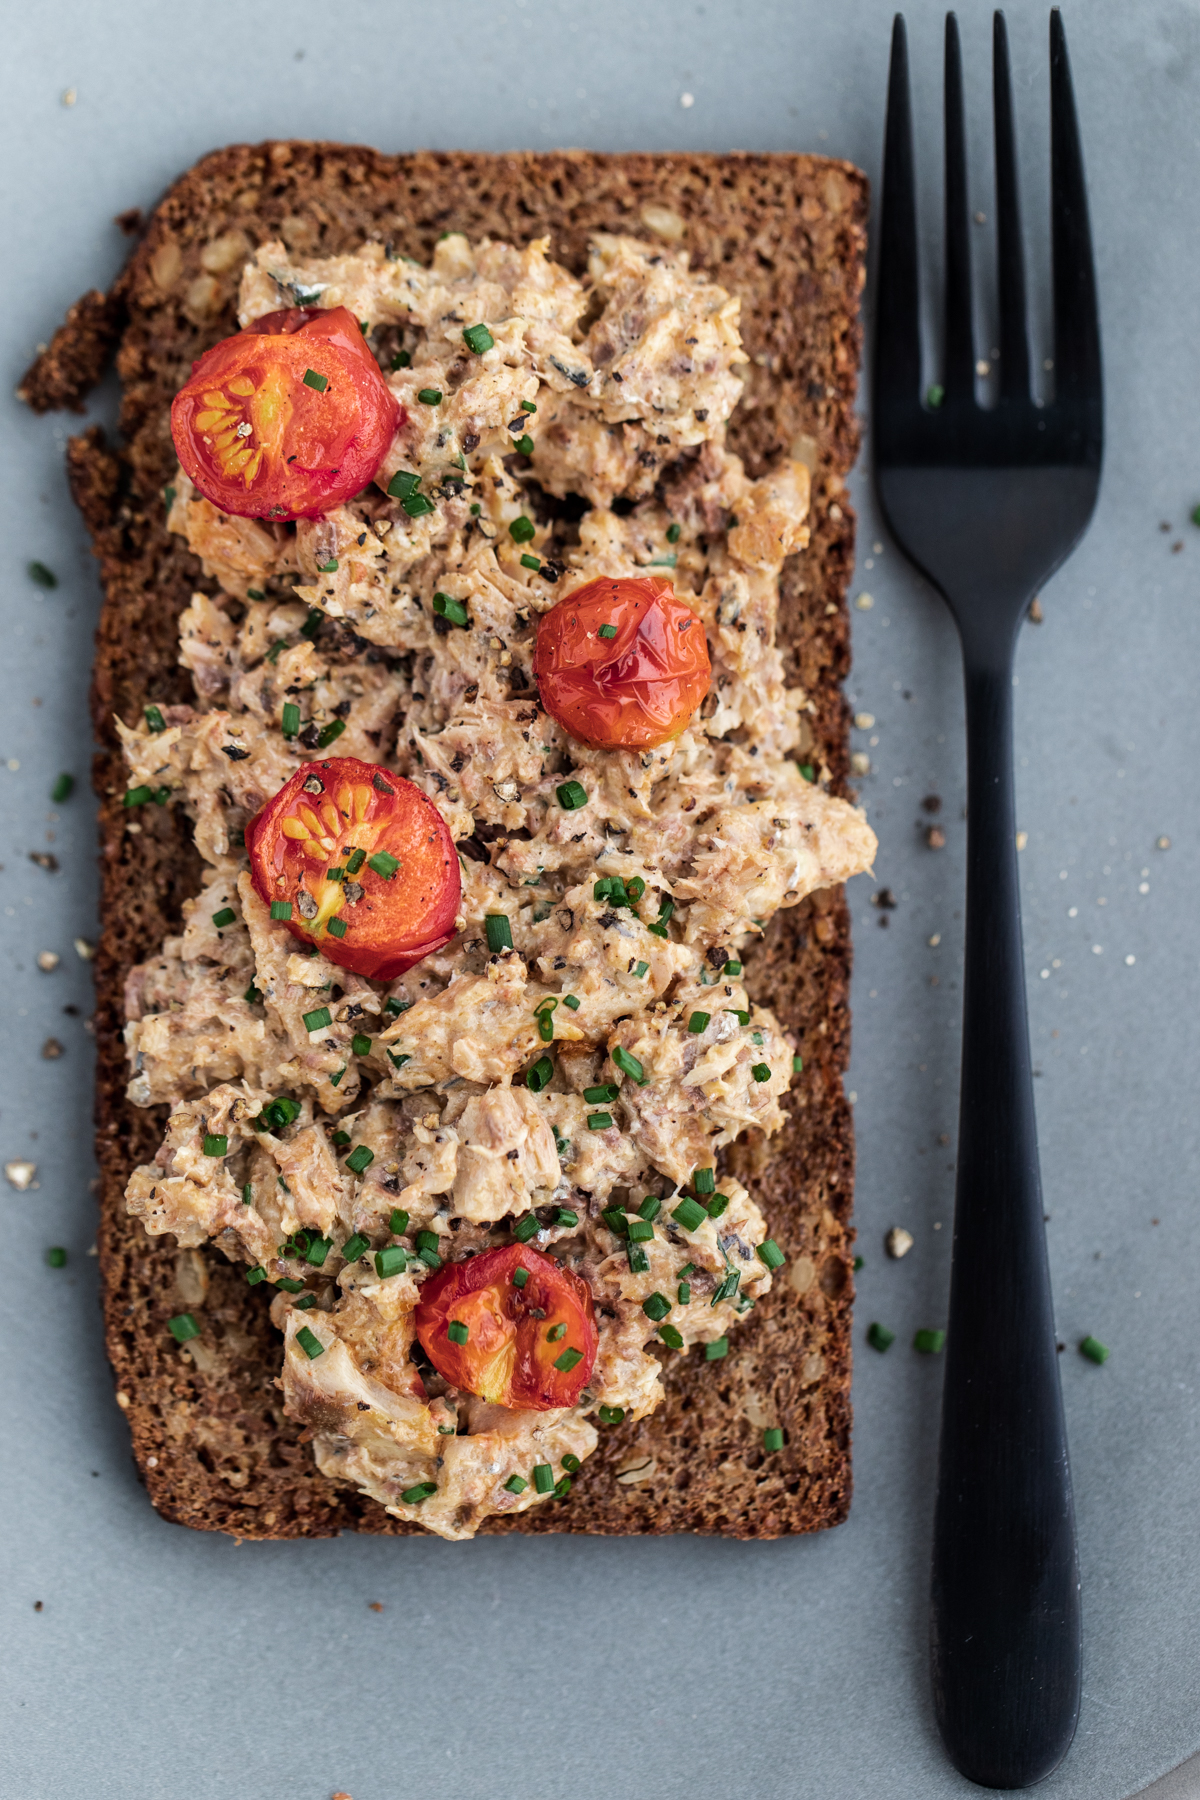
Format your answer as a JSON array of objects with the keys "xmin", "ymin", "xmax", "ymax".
[{"xmin": 931, "ymin": 647, "xmax": 1081, "ymax": 1788}]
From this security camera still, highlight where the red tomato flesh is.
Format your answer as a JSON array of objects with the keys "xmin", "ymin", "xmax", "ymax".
[
  {"xmin": 414, "ymin": 1243, "xmax": 598, "ymax": 1411},
  {"xmin": 534, "ymin": 575, "xmax": 711, "ymax": 750},
  {"xmin": 171, "ymin": 306, "xmax": 400, "ymax": 520},
  {"xmin": 246, "ymin": 757, "xmax": 460, "ymax": 980}
]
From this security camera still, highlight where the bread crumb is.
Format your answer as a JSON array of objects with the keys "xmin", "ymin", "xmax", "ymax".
[
  {"xmin": 854, "ymin": 592, "xmax": 874, "ymax": 611},
  {"xmin": 885, "ymin": 1227, "xmax": 914, "ymax": 1259},
  {"xmin": 679, "ymin": 92, "xmax": 695, "ymax": 108},
  {"xmin": 368, "ymin": 1601, "xmax": 383, "ymax": 1612},
  {"xmin": 1015, "ymin": 831, "xmax": 1028, "ymax": 850},
  {"xmin": 5, "ymin": 1160, "xmax": 36, "ymax": 1191},
  {"xmin": 926, "ymin": 826, "xmax": 946, "ymax": 850},
  {"xmin": 41, "ymin": 1038, "xmax": 64, "ymax": 1060},
  {"xmin": 1157, "ymin": 836, "xmax": 1171, "ymax": 850},
  {"xmin": 74, "ymin": 937, "xmax": 96, "ymax": 959},
  {"xmin": 61, "ymin": 88, "xmax": 77, "ymax": 107},
  {"xmin": 853, "ymin": 711, "xmax": 874, "ymax": 730},
  {"xmin": 36, "ymin": 950, "xmax": 60, "ymax": 972},
  {"xmin": 116, "ymin": 1391, "xmax": 130, "ymax": 1409}
]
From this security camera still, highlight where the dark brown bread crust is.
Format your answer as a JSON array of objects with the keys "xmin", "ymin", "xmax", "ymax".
[{"xmin": 34, "ymin": 144, "xmax": 865, "ymax": 1539}]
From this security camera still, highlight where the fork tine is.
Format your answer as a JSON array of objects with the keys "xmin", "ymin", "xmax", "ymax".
[
  {"xmin": 992, "ymin": 11, "xmax": 1030, "ymax": 401},
  {"xmin": 875, "ymin": 15, "xmax": 923, "ymax": 422},
  {"xmin": 1050, "ymin": 9, "xmax": 1102, "ymax": 426},
  {"xmin": 943, "ymin": 13, "xmax": 975, "ymax": 401}
]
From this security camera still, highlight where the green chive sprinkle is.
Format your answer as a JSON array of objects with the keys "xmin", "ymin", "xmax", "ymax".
[
  {"xmin": 327, "ymin": 918, "xmax": 348, "ymax": 939},
  {"xmin": 504, "ymin": 1473, "xmax": 528, "ymax": 1494},
  {"xmin": 275, "ymin": 1277, "xmax": 305, "ymax": 1294},
  {"xmin": 281, "ymin": 702, "xmax": 300, "ymax": 737},
  {"xmin": 707, "ymin": 1193, "xmax": 730, "ymax": 1220},
  {"xmin": 724, "ymin": 960, "xmax": 743, "ymax": 978},
  {"xmin": 658, "ymin": 1324, "xmax": 684, "ymax": 1349},
  {"xmin": 433, "ymin": 591, "xmax": 470, "ymax": 627},
  {"xmin": 705, "ymin": 1337, "xmax": 729, "ymax": 1361},
  {"xmin": 246, "ymin": 588, "xmax": 264, "ymax": 602},
  {"xmin": 693, "ymin": 1167, "xmax": 715, "ymax": 1196},
  {"xmin": 294, "ymin": 1294, "xmax": 316, "ymax": 1311},
  {"xmin": 632, "ymin": 960, "xmax": 649, "ymax": 979},
  {"xmin": 302, "ymin": 368, "xmax": 328, "ymax": 393},
  {"xmin": 1081, "ymin": 1335, "xmax": 1110, "ymax": 1365},
  {"xmin": 384, "ymin": 996, "xmax": 411, "ymax": 1017},
  {"xmin": 401, "ymin": 1482, "xmax": 437, "ymax": 1504},
  {"xmin": 533, "ymin": 1464, "xmax": 554, "ymax": 1494},
  {"xmin": 751, "ymin": 1063, "xmax": 772, "ymax": 1083},
  {"xmin": 763, "ymin": 1427, "xmax": 784, "ymax": 1452},
  {"xmin": 799, "ymin": 763, "xmax": 816, "ymax": 782},
  {"xmin": 541, "ymin": 1322, "xmax": 565, "ymax": 1344},
  {"xmin": 538, "ymin": 1011, "xmax": 554, "ymax": 1042},
  {"xmin": 627, "ymin": 1218, "xmax": 653, "ymax": 1243},
  {"xmin": 757, "ymin": 1239, "xmax": 785, "ymax": 1271},
  {"xmin": 556, "ymin": 779, "xmax": 587, "ymax": 810},
  {"xmin": 666, "ymin": 522, "xmax": 682, "ymax": 543},
  {"xmin": 914, "ymin": 1328, "xmax": 946, "ymax": 1354},
  {"xmin": 584, "ymin": 1084, "xmax": 619, "ymax": 1106},
  {"xmin": 211, "ymin": 907, "xmax": 236, "ymax": 929},
  {"xmin": 164, "ymin": 486, "xmax": 177, "ymax": 511},
  {"xmin": 553, "ymin": 1347, "xmax": 582, "ymax": 1372},
  {"xmin": 516, "ymin": 434, "xmax": 535, "ymax": 456},
  {"xmin": 270, "ymin": 900, "xmax": 293, "ymax": 921},
  {"xmin": 242, "ymin": 1183, "xmax": 253, "ymax": 1206},
  {"xmin": 642, "ymin": 1292, "xmax": 671, "ymax": 1323},
  {"xmin": 352, "ymin": 1033, "xmax": 372, "ymax": 1058},
  {"xmin": 509, "ymin": 515, "xmax": 536, "ymax": 544},
  {"xmin": 46, "ymin": 1246, "xmax": 66, "ymax": 1268},
  {"xmin": 484, "ymin": 914, "xmax": 513, "ymax": 953},
  {"xmin": 387, "ymin": 1050, "xmax": 410, "ymax": 1070},
  {"xmin": 202, "ymin": 1133, "xmax": 228, "ymax": 1158},
  {"xmin": 520, "ymin": 553, "xmax": 541, "ymax": 572},
  {"xmin": 403, "ymin": 491, "xmax": 436, "ymax": 517},
  {"xmin": 512, "ymin": 1267, "xmax": 529, "ymax": 1288},
  {"xmin": 342, "ymin": 849, "xmax": 365, "ymax": 876},
  {"xmin": 346, "ymin": 1145, "xmax": 374, "ymax": 1175},
  {"xmin": 246, "ymin": 1266, "xmax": 267, "ymax": 1285},
  {"xmin": 168, "ymin": 1313, "xmax": 200, "ymax": 1344},
  {"xmin": 853, "ymin": 1255, "xmax": 864, "ymax": 1272},
  {"xmin": 555, "ymin": 1207, "xmax": 578, "ymax": 1228},
  {"xmin": 316, "ymin": 559, "xmax": 339, "ymax": 576},
  {"xmin": 50, "ymin": 772, "xmax": 74, "ymax": 804},
  {"xmin": 927, "ymin": 383, "xmax": 946, "ymax": 408},
  {"xmin": 447, "ymin": 1320, "xmax": 469, "ymax": 1345},
  {"xmin": 462, "ymin": 323, "xmax": 494, "ymax": 354},
  {"xmin": 792, "ymin": 1055, "xmax": 804, "ymax": 1073},
  {"xmin": 598, "ymin": 1405, "xmax": 625, "ymax": 1425},
  {"xmin": 305, "ymin": 1234, "xmax": 332, "ymax": 1267},
  {"xmin": 627, "ymin": 1244, "xmax": 650, "ymax": 1274},
  {"xmin": 303, "ymin": 1006, "xmax": 332, "ymax": 1032},
  {"xmin": 514, "ymin": 1214, "xmax": 540, "ymax": 1244},
  {"xmin": 417, "ymin": 387, "xmax": 442, "ymax": 406},
  {"xmin": 387, "ymin": 470, "xmax": 421, "ymax": 500},
  {"xmin": 587, "ymin": 1111, "xmax": 613, "ymax": 1131},
  {"xmin": 563, "ymin": 994, "xmax": 581, "ymax": 1011},
  {"xmin": 329, "ymin": 1066, "xmax": 346, "ymax": 1088},
  {"xmin": 602, "ymin": 1207, "xmax": 628, "ymax": 1237},
  {"xmin": 374, "ymin": 1246, "xmax": 407, "ymax": 1279},
  {"xmin": 525, "ymin": 1055, "xmax": 554, "ymax": 1094},
  {"xmin": 342, "ymin": 1233, "xmax": 370, "ymax": 1263},
  {"xmin": 144, "ymin": 705, "xmax": 166, "ymax": 732},
  {"xmin": 611, "ymin": 1045, "xmax": 647, "ymax": 1085},
  {"xmin": 687, "ymin": 1011, "xmax": 710, "ymax": 1034},
  {"xmin": 316, "ymin": 718, "xmax": 345, "ymax": 748},
  {"xmin": 368, "ymin": 851, "xmax": 400, "ymax": 880},
  {"xmin": 867, "ymin": 1322, "xmax": 895, "ymax": 1352},
  {"xmin": 123, "ymin": 785, "xmax": 153, "ymax": 808},
  {"xmin": 391, "ymin": 350, "xmax": 411, "ymax": 370},
  {"xmin": 671, "ymin": 1197, "xmax": 708, "ymax": 1233},
  {"xmin": 28, "ymin": 561, "xmax": 57, "ymax": 589},
  {"xmin": 677, "ymin": 1281, "xmax": 691, "ymax": 1304}
]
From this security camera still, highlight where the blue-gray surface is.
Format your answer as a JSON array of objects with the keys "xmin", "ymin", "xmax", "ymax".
[{"xmin": 1, "ymin": 3, "xmax": 1196, "ymax": 1796}]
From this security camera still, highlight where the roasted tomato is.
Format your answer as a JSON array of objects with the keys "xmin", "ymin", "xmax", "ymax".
[
  {"xmin": 246, "ymin": 757, "xmax": 460, "ymax": 979},
  {"xmin": 170, "ymin": 306, "xmax": 400, "ymax": 520},
  {"xmin": 414, "ymin": 1243, "xmax": 598, "ymax": 1411},
  {"xmin": 533, "ymin": 574, "xmax": 711, "ymax": 750}
]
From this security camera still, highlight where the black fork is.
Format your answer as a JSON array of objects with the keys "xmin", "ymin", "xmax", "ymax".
[{"xmin": 873, "ymin": 11, "xmax": 1101, "ymax": 1789}]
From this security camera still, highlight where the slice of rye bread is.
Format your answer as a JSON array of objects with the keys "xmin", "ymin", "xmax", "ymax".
[{"xmin": 24, "ymin": 144, "xmax": 867, "ymax": 1541}]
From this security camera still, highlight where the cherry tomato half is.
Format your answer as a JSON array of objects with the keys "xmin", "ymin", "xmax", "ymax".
[
  {"xmin": 533, "ymin": 575, "xmax": 711, "ymax": 750},
  {"xmin": 414, "ymin": 1243, "xmax": 598, "ymax": 1411},
  {"xmin": 171, "ymin": 306, "xmax": 400, "ymax": 521},
  {"xmin": 245, "ymin": 757, "xmax": 460, "ymax": 980}
]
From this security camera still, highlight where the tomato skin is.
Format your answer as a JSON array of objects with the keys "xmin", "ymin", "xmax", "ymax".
[
  {"xmin": 245, "ymin": 757, "xmax": 460, "ymax": 980},
  {"xmin": 171, "ymin": 306, "xmax": 400, "ymax": 521},
  {"xmin": 533, "ymin": 575, "xmax": 711, "ymax": 750},
  {"xmin": 415, "ymin": 1243, "xmax": 598, "ymax": 1411}
]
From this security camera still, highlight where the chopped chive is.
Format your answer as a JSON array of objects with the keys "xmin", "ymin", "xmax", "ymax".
[
  {"xmin": 417, "ymin": 387, "xmax": 442, "ymax": 405},
  {"xmin": 647, "ymin": 924, "xmax": 669, "ymax": 939},
  {"xmin": 509, "ymin": 515, "xmax": 536, "ymax": 544},
  {"xmin": 671, "ymin": 1197, "xmax": 708, "ymax": 1233},
  {"xmin": 524, "ymin": 1054, "xmax": 554, "ymax": 1094},
  {"xmin": 387, "ymin": 470, "xmax": 421, "ymax": 500},
  {"xmin": 560, "ymin": 1453, "xmax": 581, "ymax": 1475},
  {"xmin": 586, "ymin": 1111, "xmax": 613, "ymax": 1131},
  {"xmin": 597, "ymin": 623, "xmax": 617, "ymax": 640},
  {"xmin": 598, "ymin": 1404, "xmax": 625, "ymax": 1425},
  {"xmin": 28, "ymin": 560, "xmax": 57, "ymax": 589},
  {"xmin": 316, "ymin": 718, "xmax": 345, "ymax": 748},
  {"xmin": 275, "ymin": 1277, "xmax": 305, "ymax": 1294},
  {"xmin": 556, "ymin": 779, "xmax": 587, "ymax": 810},
  {"xmin": 538, "ymin": 1011, "xmax": 555, "ymax": 1042},
  {"xmin": 611, "ymin": 1045, "xmax": 647, "ymax": 1085},
  {"xmin": 257, "ymin": 1096, "xmax": 301, "ymax": 1132},
  {"xmin": 687, "ymin": 1011, "xmax": 710, "ymax": 1034},
  {"xmin": 124, "ymin": 785, "xmax": 153, "ymax": 808},
  {"xmin": 46, "ymin": 1246, "xmax": 67, "ymax": 1268},
  {"xmin": 242, "ymin": 1183, "xmax": 253, "ymax": 1206},
  {"xmin": 302, "ymin": 368, "xmax": 328, "ymax": 393},
  {"xmin": 639, "ymin": 1196, "xmax": 661, "ymax": 1222},
  {"xmin": 853, "ymin": 1254, "xmax": 864, "ymax": 1271},
  {"xmin": 384, "ymin": 996, "xmax": 411, "ymax": 1017},
  {"xmin": 331, "ymin": 1131, "xmax": 351, "ymax": 1148},
  {"xmin": 470, "ymin": 502, "xmax": 481, "ymax": 515},
  {"xmin": 352, "ymin": 1033, "xmax": 372, "ymax": 1057},
  {"xmin": 678, "ymin": 1263, "xmax": 696, "ymax": 1278},
  {"xmin": 391, "ymin": 350, "xmax": 411, "ymax": 370},
  {"xmin": 642, "ymin": 1292, "xmax": 671, "ymax": 1323},
  {"xmin": 342, "ymin": 848, "xmax": 366, "ymax": 876},
  {"xmin": 51, "ymin": 772, "xmax": 74, "ymax": 803},
  {"xmin": 302, "ymin": 1006, "xmax": 332, "ymax": 1032},
  {"xmin": 546, "ymin": 1322, "xmax": 567, "ymax": 1343},
  {"xmin": 403, "ymin": 491, "xmax": 435, "ymax": 517},
  {"xmin": 415, "ymin": 1231, "xmax": 440, "ymax": 1255},
  {"xmin": 374, "ymin": 1245, "xmax": 408, "ymax": 1279},
  {"xmin": 364, "ymin": 851, "xmax": 399, "ymax": 882},
  {"xmin": 462, "ymin": 323, "xmax": 495, "ymax": 354},
  {"xmin": 712, "ymin": 1271, "xmax": 740, "ymax": 1305},
  {"xmin": 798, "ymin": 763, "xmax": 816, "ymax": 782},
  {"xmin": 867, "ymin": 1321, "xmax": 895, "ymax": 1352},
  {"xmin": 164, "ymin": 485, "xmax": 177, "ymax": 511},
  {"xmin": 632, "ymin": 960, "xmax": 649, "ymax": 979},
  {"xmin": 447, "ymin": 1320, "xmax": 469, "ymax": 1345},
  {"xmin": 432, "ymin": 590, "xmax": 470, "ymax": 627},
  {"xmin": 316, "ymin": 558, "xmax": 339, "ymax": 575},
  {"xmin": 627, "ymin": 1244, "xmax": 650, "ymax": 1274},
  {"xmin": 418, "ymin": 1247, "xmax": 442, "ymax": 1269},
  {"xmin": 693, "ymin": 1167, "xmax": 715, "ymax": 1196},
  {"xmin": 152, "ymin": 785, "xmax": 171, "ymax": 806},
  {"xmin": 514, "ymin": 1214, "xmax": 540, "ymax": 1243},
  {"xmin": 341, "ymin": 1232, "xmax": 370, "ymax": 1263},
  {"xmin": 520, "ymin": 553, "xmax": 542, "ymax": 572},
  {"xmin": 705, "ymin": 1193, "xmax": 730, "ymax": 1221},
  {"xmin": 757, "ymin": 1239, "xmax": 785, "ymax": 1270},
  {"xmin": 751, "ymin": 1063, "xmax": 772, "ymax": 1083},
  {"xmin": 677, "ymin": 1281, "xmax": 691, "ymax": 1304},
  {"xmin": 583, "ymin": 1084, "xmax": 619, "ymax": 1105},
  {"xmin": 305, "ymin": 1234, "xmax": 332, "ymax": 1267},
  {"xmin": 627, "ymin": 1219, "xmax": 654, "ymax": 1245},
  {"xmin": 346, "ymin": 1144, "xmax": 374, "ymax": 1175},
  {"xmin": 751, "ymin": 1031, "xmax": 764, "ymax": 1045},
  {"xmin": 601, "ymin": 1207, "xmax": 628, "ymax": 1236},
  {"xmin": 658, "ymin": 1324, "xmax": 684, "ymax": 1349},
  {"xmin": 914, "ymin": 1328, "xmax": 946, "ymax": 1354},
  {"xmin": 926, "ymin": 383, "xmax": 945, "ymax": 408},
  {"xmin": 512, "ymin": 1266, "xmax": 529, "ymax": 1288},
  {"xmin": 168, "ymin": 1313, "xmax": 200, "ymax": 1344},
  {"xmin": 294, "ymin": 1294, "xmax": 316, "ymax": 1310},
  {"xmin": 144, "ymin": 705, "xmax": 166, "ymax": 732},
  {"xmin": 553, "ymin": 1347, "xmax": 583, "ymax": 1372},
  {"xmin": 484, "ymin": 913, "xmax": 513, "ymax": 953},
  {"xmin": 401, "ymin": 1481, "xmax": 437, "ymax": 1504},
  {"xmin": 1081, "ymin": 1335, "xmax": 1109, "ymax": 1365},
  {"xmin": 246, "ymin": 1265, "xmax": 267, "ymax": 1285},
  {"xmin": 704, "ymin": 1337, "xmax": 728, "ymax": 1361},
  {"xmin": 563, "ymin": 994, "xmax": 580, "ymax": 1011},
  {"xmin": 201, "ymin": 1133, "xmax": 228, "ymax": 1158},
  {"xmin": 329, "ymin": 1066, "xmax": 346, "ymax": 1088},
  {"xmin": 666, "ymin": 522, "xmax": 682, "ymax": 543},
  {"xmin": 211, "ymin": 907, "xmax": 236, "ymax": 929},
  {"xmin": 270, "ymin": 900, "xmax": 293, "ymax": 921},
  {"xmin": 504, "ymin": 1473, "xmax": 528, "ymax": 1494},
  {"xmin": 383, "ymin": 1208, "xmax": 408, "ymax": 1238},
  {"xmin": 281, "ymin": 702, "xmax": 300, "ymax": 737},
  {"xmin": 387, "ymin": 1050, "xmax": 410, "ymax": 1070},
  {"xmin": 724, "ymin": 960, "xmax": 743, "ymax": 978},
  {"xmin": 792, "ymin": 1054, "xmax": 804, "ymax": 1073},
  {"xmin": 327, "ymin": 918, "xmax": 348, "ymax": 939},
  {"xmin": 555, "ymin": 1207, "xmax": 578, "ymax": 1228},
  {"xmin": 763, "ymin": 1427, "xmax": 784, "ymax": 1452},
  {"xmin": 532, "ymin": 1463, "xmax": 554, "ymax": 1494},
  {"xmin": 515, "ymin": 434, "xmax": 535, "ymax": 456}
]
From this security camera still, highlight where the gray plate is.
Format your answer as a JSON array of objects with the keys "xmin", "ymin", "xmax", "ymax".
[{"xmin": 1, "ymin": 2, "xmax": 1197, "ymax": 1795}]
